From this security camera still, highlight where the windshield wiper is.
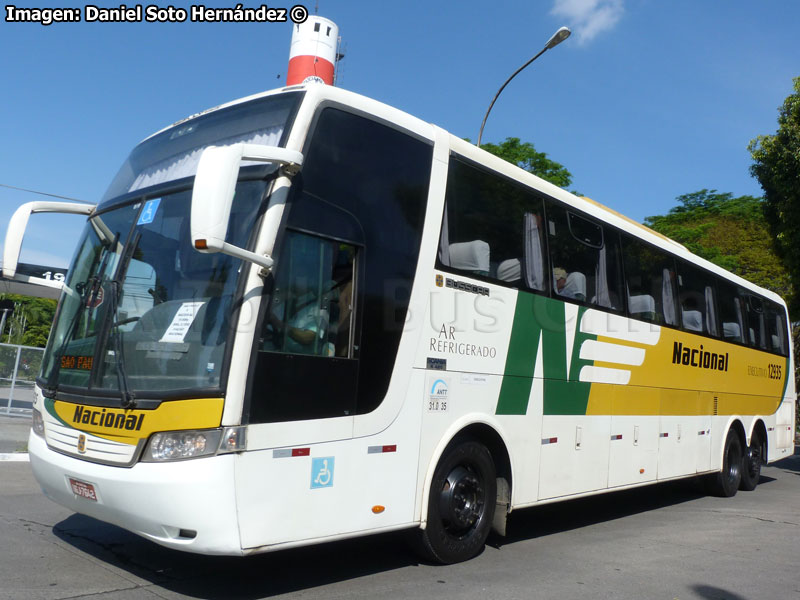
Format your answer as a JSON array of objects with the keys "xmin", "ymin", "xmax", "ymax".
[
  {"xmin": 108, "ymin": 231, "xmax": 140, "ymax": 409},
  {"xmin": 108, "ymin": 278, "xmax": 135, "ymax": 408}
]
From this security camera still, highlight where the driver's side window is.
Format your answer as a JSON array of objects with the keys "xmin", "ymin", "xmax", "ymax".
[
  {"xmin": 250, "ymin": 230, "xmax": 359, "ymax": 423},
  {"xmin": 262, "ymin": 231, "xmax": 356, "ymax": 358}
]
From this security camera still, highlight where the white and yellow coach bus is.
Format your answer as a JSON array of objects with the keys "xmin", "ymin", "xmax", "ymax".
[{"xmin": 5, "ymin": 84, "xmax": 795, "ymax": 564}]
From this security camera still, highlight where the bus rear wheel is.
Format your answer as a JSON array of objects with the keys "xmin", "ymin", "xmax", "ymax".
[
  {"xmin": 418, "ymin": 440, "xmax": 496, "ymax": 564},
  {"xmin": 739, "ymin": 431, "xmax": 763, "ymax": 491},
  {"xmin": 708, "ymin": 428, "xmax": 742, "ymax": 497}
]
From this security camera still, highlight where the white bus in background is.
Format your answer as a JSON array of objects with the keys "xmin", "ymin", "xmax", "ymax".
[{"xmin": 5, "ymin": 83, "xmax": 794, "ymax": 564}]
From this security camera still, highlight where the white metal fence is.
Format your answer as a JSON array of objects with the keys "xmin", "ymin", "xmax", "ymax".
[{"xmin": 0, "ymin": 343, "xmax": 43, "ymax": 416}]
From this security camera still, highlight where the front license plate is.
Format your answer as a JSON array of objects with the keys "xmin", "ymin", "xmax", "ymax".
[{"xmin": 69, "ymin": 478, "xmax": 97, "ymax": 501}]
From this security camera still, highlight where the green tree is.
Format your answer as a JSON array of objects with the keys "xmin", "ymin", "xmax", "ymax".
[
  {"xmin": 479, "ymin": 137, "xmax": 573, "ymax": 188},
  {"xmin": 0, "ymin": 294, "xmax": 57, "ymax": 348},
  {"xmin": 644, "ymin": 190, "xmax": 792, "ymax": 299},
  {"xmin": 748, "ymin": 77, "xmax": 800, "ymax": 314},
  {"xmin": 21, "ymin": 324, "xmax": 52, "ymax": 348}
]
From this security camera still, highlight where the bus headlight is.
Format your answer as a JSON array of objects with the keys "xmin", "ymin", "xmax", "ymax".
[
  {"xmin": 32, "ymin": 409, "xmax": 45, "ymax": 438},
  {"xmin": 143, "ymin": 429, "xmax": 223, "ymax": 462},
  {"xmin": 141, "ymin": 426, "xmax": 246, "ymax": 462}
]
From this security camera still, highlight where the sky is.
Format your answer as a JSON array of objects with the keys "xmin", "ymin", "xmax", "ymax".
[{"xmin": 1, "ymin": 0, "xmax": 798, "ymax": 269}]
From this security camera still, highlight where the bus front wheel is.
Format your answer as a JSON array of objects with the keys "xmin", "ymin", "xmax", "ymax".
[
  {"xmin": 418, "ymin": 440, "xmax": 496, "ymax": 564},
  {"xmin": 708, "ymin": 428, "xmax": 742, "ymax": 497}
]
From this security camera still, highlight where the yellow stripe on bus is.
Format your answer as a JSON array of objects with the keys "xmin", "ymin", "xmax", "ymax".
[
  {"xmin": 52, "ymin": 398, "xmax": 225, "ymax": 446},
  {"xmin": 585, "ymin": 328, "xmax": 786, "ymax": 416}
]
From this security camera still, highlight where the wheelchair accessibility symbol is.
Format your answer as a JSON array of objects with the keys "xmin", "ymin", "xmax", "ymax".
[
  {"xmin": 311, "ymin": 457, "xmax": 335, "ymax": 489},
  {"xmin": 137, "ymin": 198, "xmax": 161, "ymax": 225}
]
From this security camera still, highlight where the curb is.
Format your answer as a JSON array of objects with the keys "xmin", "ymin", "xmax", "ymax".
[{"xmin": 0, "ymin": 453, "xmax": 30, "ymax": 462}]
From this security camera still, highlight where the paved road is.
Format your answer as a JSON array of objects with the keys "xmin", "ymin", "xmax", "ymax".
[
  {"xmin": 0, "ymin": 382, "xmax": 35, "ymax": 413},
  {"xmin": 1, "ymin": 449, "xmax": 798, "ymax": 600},
  {"xmin": 0, "ymin": 414, "xmax": 30, "ymax": 454}
]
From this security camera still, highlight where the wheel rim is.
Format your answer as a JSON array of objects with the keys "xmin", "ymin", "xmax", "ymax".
[{"xmin": 439, "ymin": 465, "xmax": 485, "ymax": 536}]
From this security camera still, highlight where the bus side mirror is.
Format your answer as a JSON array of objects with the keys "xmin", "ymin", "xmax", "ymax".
[
  {"xmin": 3, "ymin": 201, "xmax": 95, "ymax": 289},
  {"xmin": 190, "ymin": 143, "xmax": 303, "ymax": 271}
]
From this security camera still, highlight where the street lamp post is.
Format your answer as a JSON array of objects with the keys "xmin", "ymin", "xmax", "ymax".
[{"xmin": 477, "ymin": 26, "xmax": 571, "ymax": 147}]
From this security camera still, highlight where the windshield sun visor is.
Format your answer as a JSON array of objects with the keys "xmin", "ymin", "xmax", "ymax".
[{"xmin": 101, "ymin": 92, "xmax": 303, "ymax": 205}]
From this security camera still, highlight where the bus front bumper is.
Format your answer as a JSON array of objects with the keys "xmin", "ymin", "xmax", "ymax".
[{"xmin": 28, "ymin": 431, "xmax": 244, "ymax": 555}]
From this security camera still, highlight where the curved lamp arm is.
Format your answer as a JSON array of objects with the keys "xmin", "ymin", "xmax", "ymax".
[{"xmin": 477, "ymin": 26, "xmax": 571, "ymax": 147}]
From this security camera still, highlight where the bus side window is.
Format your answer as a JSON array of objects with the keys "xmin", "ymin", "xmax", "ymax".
[
  {"xmin": 546, "ymin": 202, "xmax": 623, "ymax": 310},
  {"xmin": 676, "ymin": 261, "xmax": 718, "ymax": 336},
  {"xmin": 262, "ymin": 231, "xmax": 356, "ymax": 359},
  {"xmin": 621, "ymin": 235, "xmax": 677, "ymax": 325},
  {"xmin": 438, "ymin": 158, "xmax": 546, "ymax": 292},
  {"xmin": 249, "ymin": 230, "xmax": 359, "ymax": 424},
  {"xmin": 297, "ymin": 107, "xmax": 431, "ymax": 417},
  {"xmin": 717, "ymin": 281, "xmax": 745, "ymax": 343},
  {"xmin": 744, "ymin": 294, "xmax": 766, "ymax": 349},
  {"xmin": 766, "ymin": 301, "xmax": 789, "ymax": 355}
]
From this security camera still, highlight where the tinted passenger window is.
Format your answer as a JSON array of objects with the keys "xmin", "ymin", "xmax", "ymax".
[
  {"xmin": 621, "ymin": 236, "xmax": 677, "ymax": 325},
  {"xmin": 766, "ymin": 302, "xmax": 788, "ymax": 355},
  {"xmin": 676, "ymin": 261, "xmax": 718, "ymax": 336},
  {"xmin": 438, "ymin": 158, "xmax": 546, "ymax": 291},
  {"xmin": 717, "ymin": 281, "xmax": 746, "ymax": 343},
  {"xmin": 744, "ymin": 295, "xmax": 766, "ymax": 349},
  {"xmin": 546, "ymin": 202, "xmax": 623, "ymax": 310}
]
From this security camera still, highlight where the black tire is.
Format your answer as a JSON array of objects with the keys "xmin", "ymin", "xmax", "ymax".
[
  {"xmin": 418, "ymin": 441, "xmax": 496, "ymax": 564},
  {"xmin": 708, "ymin": 428, "xmax": 743, "ymax": 497},
  {"xmin": 739, "ymin": 431, "xmax": 763, "ymax": 491}
]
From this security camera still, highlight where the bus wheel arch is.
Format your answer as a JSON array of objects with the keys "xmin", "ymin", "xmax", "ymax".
[
  {"xmin": 729, "ymin": 418, "xmax": 747, "ymax": 448},
  {"xmin": 454, "ymin": 423, "xmax": 513, "ymax": 536},
  {"xmin": 417, "ymin": 422, "xmax": 512, "ymax": 563}
]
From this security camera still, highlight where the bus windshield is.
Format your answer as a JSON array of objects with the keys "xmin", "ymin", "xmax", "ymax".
[
  {"xmin": 40, "ymin": 91, "xmax": 304, "ymax": 402},
  {"xmin": 40, "ymin": 181, "xmax": 265, "ymax": 400}
]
